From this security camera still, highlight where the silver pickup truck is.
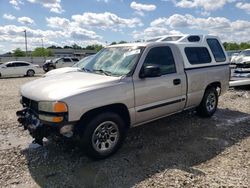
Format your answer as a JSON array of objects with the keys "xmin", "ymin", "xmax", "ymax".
[{"xmin": 17, "ymin": 35, "xmax": 230, "ymax": 159}]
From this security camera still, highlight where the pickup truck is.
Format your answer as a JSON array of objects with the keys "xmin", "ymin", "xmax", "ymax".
[
  {"xmin": 42, "ymin": 57, "xmax": 79, "ymax": 72},
  {"xmin": 17, "ymin": 35, "xmax": 230, "ymax": 159}
]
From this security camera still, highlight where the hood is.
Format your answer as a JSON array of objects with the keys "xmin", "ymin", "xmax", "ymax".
[
  {"xmin": 44, "ymin": 67, "xmax": 81, "ymax": 77},
  {"xmin": 235, "ymin": 56, "xmax": 250, "ymax": 64},
  {"xmin": 21, "ymin": 72, "xmax": 121, "ymax": 101}
]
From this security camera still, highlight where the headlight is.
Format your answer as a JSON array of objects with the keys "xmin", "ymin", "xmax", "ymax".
[{"xmin": 38, "ymin": 101, "xmax": 68, "ymax": 113}]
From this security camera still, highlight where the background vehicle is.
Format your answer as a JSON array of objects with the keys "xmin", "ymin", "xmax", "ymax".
[
  {"xmin": 44, "ymin": 55, "xmax": 94, "ymax": 77},
  {"xmin": 17, "ymin": 35, "xmax": 229, "ymax": 159},
  {"xmin": 232, "ymin": 49, "xmax": 250, "ymax": 78},
  {"xmin": 226, "ymin": 50, "xmax": 241, "ymax": 63},
  {"xmin": 42, "ymin": 57, "xmax": 79, "ymax": 72},
  {"xmin": 0, "ymin": 61, "xmax": 39, "ymax": 78}
]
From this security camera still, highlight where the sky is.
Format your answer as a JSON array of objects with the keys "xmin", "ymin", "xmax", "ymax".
[{"xmin": 0, "ymin": 0, "xmax": 250, "ymax": 54}]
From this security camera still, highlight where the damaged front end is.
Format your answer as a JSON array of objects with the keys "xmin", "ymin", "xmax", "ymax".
[{"xmin": 16, "ymin": 97, "xmax": 75, "ymax": 145}]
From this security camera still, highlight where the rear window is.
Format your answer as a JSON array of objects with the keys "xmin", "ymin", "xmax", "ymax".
[
  {"xmin": 207, "ymin": 38, "xmax": 226, "ymax": 62},
  {"xmin": 185, "ymin": 47, "xmax": 211, "ymax": 65},
  {"xmin": 71, "ymin": 58, "xmax": 79, "ymax": 62}
]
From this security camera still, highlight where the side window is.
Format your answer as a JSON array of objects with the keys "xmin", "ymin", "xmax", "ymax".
[
  {"xmin": 207, "ymin": 38, "xmax": 226, "ymax": 62},
  {"xmin": 71, "ymin": 58, "xmax": 79, "ymax": 62},
  {"xmin": 6, "ymin": 63, "xmax": 14, "ymax": 67},
  {"xmin": 63, "ymin": 58, "xmax": 71, "ymax": 62},
  {"xmin": 16, "ymin": 62, "xmax": 29, "ymax": 67},
  {"xmin": 143, "ymin": 46, "xmax": 176, "ymax": 75},
  {"xmin": 57, "ymin": 59, "xmax": 64, "ymax": 64},
  {"xmin": 185, "ymin": 47, "xmax": 211, "ymax": 65}
]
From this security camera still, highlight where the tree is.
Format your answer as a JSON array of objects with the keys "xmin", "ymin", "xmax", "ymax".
[
  {"xmin": 32, "ymin": 47, "xmax": 53, "ymax": 57},
  {"xmin": 118, "ymin": 41, "xmax": 127, "ymax": 44},
  {"xmin": 47, "ymin": 45, "xmax": 62, "ymax": 49},
  {"xmin": 72, "ymin": 44, "xmax": 82, "ymax": 49},
  {"xmin": 223, "ymin": 42, "xmax": 250, "ymax": 51},
  {"xmin": 63, "ymin": 45, "xmax": 72, "ymax": 49},
  {"xmin": 85, "ymin": 44, "xmax": 103, "ymax": 51},
  {"xmin": 13, "ymin": 48, "xmax": 25, "ymax": 57}
]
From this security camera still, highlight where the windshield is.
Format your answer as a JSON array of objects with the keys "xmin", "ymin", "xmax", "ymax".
[
  {"xmin": 52, "ymin": 58, "xmax": 60, "ymax": 63},
  {"xmin": 239, "ymin": 50, "xmax": 250, "ymax": 57},
  {"xmin": 83, "ymin": 46, "xmax": 144, "ymax": 76},
  {"xmin": 72, "ymin": 55, "xmax": 94, "ymax": 68}
]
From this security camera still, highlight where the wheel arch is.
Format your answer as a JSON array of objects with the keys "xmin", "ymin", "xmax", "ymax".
[
  {"xmin": 78, "ymin": 103, "xmax": 131, "ymax": 130},
  {"xmin": 205, "ymin": 81, "xmax": 221, "ymax": 95}
]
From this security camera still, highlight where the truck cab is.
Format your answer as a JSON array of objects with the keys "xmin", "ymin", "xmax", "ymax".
[{"xmin": 17, "ymin": 35, "xmax": 229, "ymax": 159}]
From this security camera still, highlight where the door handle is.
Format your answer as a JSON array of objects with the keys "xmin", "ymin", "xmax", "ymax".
[{"xmin": 173, "ymin": 79, "xmax": 181, "ymax": 85}]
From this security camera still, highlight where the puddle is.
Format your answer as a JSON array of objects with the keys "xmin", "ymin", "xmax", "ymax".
[{"xmin": 216, "ymin": 116, "xmax": 250, "ymax": 127}]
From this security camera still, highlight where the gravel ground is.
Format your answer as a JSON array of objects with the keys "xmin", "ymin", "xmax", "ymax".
[{"xmin": 0, "ymin": 77, "xmax": 250, "ymax": 188}]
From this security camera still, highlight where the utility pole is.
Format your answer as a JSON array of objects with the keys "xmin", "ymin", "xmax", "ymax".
[
  {"xmin": 41, "ymin": 38, "xmax": 46, "ymax": 61},
  {"xmin": 23, "ymin": 30, "xmax": 28, "ymax": 56}
]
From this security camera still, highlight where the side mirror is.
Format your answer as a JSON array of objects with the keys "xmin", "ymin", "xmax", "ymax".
[{"xmin": 139, "ymin": 65, "xmax": 162, "ymax": 78}]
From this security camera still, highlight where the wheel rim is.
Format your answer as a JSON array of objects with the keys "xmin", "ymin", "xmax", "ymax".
[
  {"xmin": 92, "ymin": 121, "xmax": 119, "ymax": 153},
  {"xmin": 206, "ymin": 93, "xmax": 216, "ymax": 112},
  {"xmin": 28, "ymin": 70, "xmax": 34, "ymax": 76}
]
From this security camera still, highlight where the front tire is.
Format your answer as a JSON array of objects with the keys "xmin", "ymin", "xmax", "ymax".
[
  {"xmin": 48, "ymin": 66, "xmax": 55, "ymax": 71},
  {"xmin": 79, "ymin": 112, "xmax": 127, "ymax": 159},
  {"xmin": 197, "ymin": 87, "xmax": 218, "ymax": 117}
]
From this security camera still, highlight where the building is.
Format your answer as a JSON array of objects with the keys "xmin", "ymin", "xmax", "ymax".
[{"xmin": 49, "ymin": 49, "xmax": 96, "ymax": 58}]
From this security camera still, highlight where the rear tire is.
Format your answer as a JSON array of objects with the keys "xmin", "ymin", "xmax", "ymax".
[
  {"xmin": 79, "ymin": 112, "xmax": 127, "ymax": 160},
  {"xmin": 197, "ymin": 87, "xmax": 218, "ymax": 117},
  {"xmin": 26, "ymin": 70, "xmax": 35, "ymax": 77},
  {"xmin": 48, "ymin": 66, "xmax": 55, "ymax": 71}
]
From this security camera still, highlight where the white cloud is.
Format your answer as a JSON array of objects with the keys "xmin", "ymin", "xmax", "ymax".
[
  {"xmin": 70, "ymin": 28, "xmax": 102, "ymax": 40},
  {"xmin": 3, "ymin": 14, "xmax": 16, "ymax": 20},
  {"xmin": 133, "ymin": 27, "xmax": 183, "ymax": 40},
  {"xmin": 130, "ymin": 1, "xmax": 156, "ymax": 11},
  {"xmin": 130, "ymin": 1, "xmax": 156, "ymax": 16},
  {"xmin": 171, "ymin": 0, "xmax": 236, "ymax": 14},
  {"xmin": 236, "ymin": 2, "xmax": 250, "ymax": 14},
  {"xmin": 0, "ymin": 24, "xmax": 103, "ymax": 52},
  {"xmin": 9, "ymin": 0, "xmax": 24, "ymax": 10},
  {"xmin": 71, "ymin": 12, "xmax": 142, "ymax": 30},
  {"xmin": 46, "ymin": 17, "xmax": 70, "ymax": 28},
  {"xmin": 97, "ymin": 0, "xmax": 110, "ymax": 3},
  {"xmin": 148, "ymin": 14, "xmax": 250, "ymax": 42},
  {"xmin": 18, "ymin": 17, "xmax": 34, "ymax": 25},
  {"xmin": 27, "ymin": 0, "xmax": 64, "ymax": 14}
]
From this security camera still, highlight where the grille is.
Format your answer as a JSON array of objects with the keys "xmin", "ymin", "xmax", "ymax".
[{"xmin": 22, "ymin": 96, "xmax": 38, "ymax": 113}]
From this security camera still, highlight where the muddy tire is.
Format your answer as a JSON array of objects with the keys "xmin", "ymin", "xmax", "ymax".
[
  {"xmin": 48, "ymin": 66, "xmax": 55, "ymax": 71},
  {"xmin": 26, "ymin": 69, "xmax": 35, "ymax": 77},
  {"xmin": 79, "ymin": 112, "xmax": 126, "ymax": 160},
  {"xmin": 197, "ymin": 87, "xmax": 218, "ymax": 117}
]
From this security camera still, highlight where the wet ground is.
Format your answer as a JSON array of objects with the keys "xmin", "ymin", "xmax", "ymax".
[{"xmin": 0, "ymin": 77, "xmax": 250, "ymax": 188}]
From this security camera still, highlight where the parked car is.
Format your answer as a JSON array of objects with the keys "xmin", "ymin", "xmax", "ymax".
[
  {"xmin": 44, "ymin": 55, "xmax": 94, "ymax": 77},
  {"xmin": 0, "ymin": 61, "xmax": 39, "ymax": 78},
  {"xmin": 226, "ymin": 50, "xmax": 241, "ymax": 63},
  {"xmin": 233, "ymin": 49, "xmax": 250, "ymax": 78},
  {"xmin": 42, "ymin": 57, "xmax": 79, "ymax": 72},
  {"xmin": 17, "ymin": 35, "xmax": 229, "ymax": 159}
]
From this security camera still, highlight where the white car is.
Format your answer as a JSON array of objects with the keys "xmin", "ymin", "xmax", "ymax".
[
  {"xmin": 0, "ymin": 61, "xmax": 39, "ymax": 78},
  {"xmin": 44, "ymin": 55, "xmax": 94, "ymax": 77}
]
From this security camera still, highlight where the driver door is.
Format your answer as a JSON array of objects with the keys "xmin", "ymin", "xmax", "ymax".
[{"xmin": 133, "ymin": 45, "xmax": 185, "ymax": 124}]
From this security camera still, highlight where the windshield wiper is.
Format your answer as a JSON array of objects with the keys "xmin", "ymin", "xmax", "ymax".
[
  {"xmin": 92, "ymin": 69, "xmax": 112, "ymax": 76},
  {"xmin": 81, "ymin": 67, "xmax": 91, "ymax": 72}
]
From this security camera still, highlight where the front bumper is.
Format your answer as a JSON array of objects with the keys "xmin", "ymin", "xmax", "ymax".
[{"xmin": 16, "ymin": 107, "xmax": 76, "ymax": 145}]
